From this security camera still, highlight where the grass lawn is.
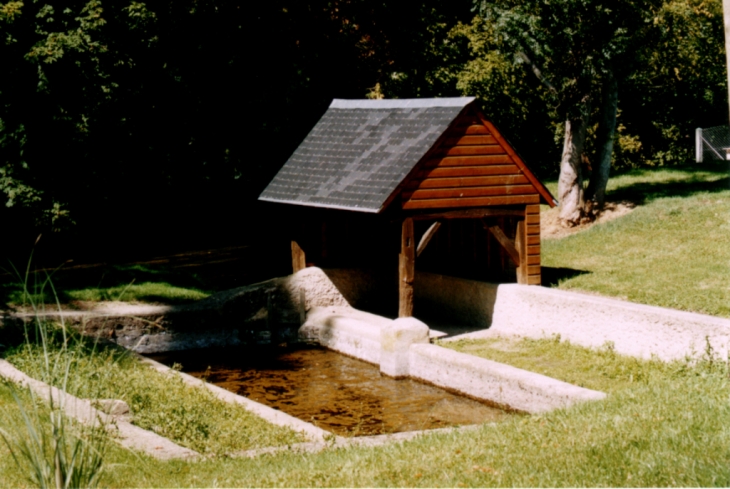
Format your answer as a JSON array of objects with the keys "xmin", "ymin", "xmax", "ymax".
[
  {"xmin": 3, "ymin": 336, "xmax": 729, "ymax": 487},
  {"xmin": 541, "ymin": 161, "xmax": 730, "ymax": 317},
  {"xmin": 2, "ymin": 334, "xmax": 304, "ymax": 456},
  {"xmin": 0, "ymin": 245, "xmax": 292, "ymax": 309},
  {"xmin": 0, "ymin": 262, "xmax": 213, "ymax": 307}
]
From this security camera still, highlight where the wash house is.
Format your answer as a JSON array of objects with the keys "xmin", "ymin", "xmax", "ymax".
[{"xmin": 259, "ymin": 97, "xmax": 556, "ymax": 317}]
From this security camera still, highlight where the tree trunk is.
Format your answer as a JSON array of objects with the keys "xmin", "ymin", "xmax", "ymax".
[
  {"xmin": 586, "ymin": 71, "xmax": 618, "ymax": 209},
  {"xmin": 558, "ymin": 101, "xmax": 589, "ymax": 225}
]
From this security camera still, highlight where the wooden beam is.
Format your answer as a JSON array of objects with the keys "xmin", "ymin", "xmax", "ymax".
[
  {"xmin": 291, "ymin": 240, "xmax": 306, "ymax": 273},
  {"xmin": 515, "ymin": 220, "xmax": 528, "ymax": 284},
  {"xmin": 399, "ymin": 217, "xmax": 415, "ymax": 318},
  {"xmin": 410, "ymin": 208, "xmax": 525, "ymax": 220},
  {"xmin": 483, "ymin": 219, "xmax": 520, "ymax": 266},
  {"xmin": 417, "ymin": 221, "xmax": 441, "ymax": 257}
]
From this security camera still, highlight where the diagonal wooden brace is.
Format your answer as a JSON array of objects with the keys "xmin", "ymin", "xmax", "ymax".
[{"xmin": 482, "ymin": 219, "xmax": 520, "ymax": 267}]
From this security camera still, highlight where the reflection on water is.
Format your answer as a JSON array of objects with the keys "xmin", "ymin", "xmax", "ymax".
[{"xmin": 147, "ymin": 345, "xmax": 513, "ymax": 436}]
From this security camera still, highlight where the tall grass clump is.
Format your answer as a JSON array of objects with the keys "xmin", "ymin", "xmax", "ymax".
[
  {"xmin": 3, "ymin": 260, "xmax": 304, "ymax": 456},
  {"xmin": 0, "ymin": 256, "xmax": 108, "ymax": 489},
  {"xmin": 7, "ymin": 338, "xmax": 306, "ymax": 454}
]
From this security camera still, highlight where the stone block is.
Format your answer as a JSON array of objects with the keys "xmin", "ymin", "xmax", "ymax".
[{"xmin": 380, "ymin": 317, "xmax": 429, "ymax": 378}]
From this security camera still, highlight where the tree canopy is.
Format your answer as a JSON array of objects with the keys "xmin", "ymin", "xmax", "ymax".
[{"xmin": 0, "ymin": 0, "xmax": 725, "ymax": 251}]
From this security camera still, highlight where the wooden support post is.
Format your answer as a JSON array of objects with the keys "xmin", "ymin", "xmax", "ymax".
[
  {"xmin": 515, "ymin": 219, "xmax": 528, "ymax": 284},
  {"xmin": 291, "ymin": 240, "xmax": 306, "ymax": 274},
  {"xmin": 416, "ymin": 221, "xmax": 441, "ymax": 257},
  {"xmin": 399, "ymin": 217, "xmax": 415, "ymax": 318}
]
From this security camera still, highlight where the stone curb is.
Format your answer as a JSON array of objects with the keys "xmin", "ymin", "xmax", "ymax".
[
  {"xmin": 432, "ymin": 281, "xmax": 730, "ymax": 361},
  {"xmin": 301, "ymin": 308, "xmax": 606, "ymax": 413}
]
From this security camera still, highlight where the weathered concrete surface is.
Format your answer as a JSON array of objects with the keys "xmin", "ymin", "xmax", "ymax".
[
  {"xmin": 380, "ymin": 317, "xmax": 430, "ymax": 378},
  {"xmin": 415, "ymin": 272, "xmax": 498, "ymax": 328},
  {"xmin": 0, "ymin": 359, "xmax": 199, "ymax": 460},
  {"xmin": 297, "ymin": 305, "xmax": 606, "ymax": 412},
  {"xmin": 439, "ymin": 282, "xmax": 730, "ymax": 361},
  {"xmin": 2, "ymin": 267, "xmax": 352, "ymax": 354},
  {"xmin": 299, "ymin": 306, "xmax": 388, "ymax": 365},
  {"xmin": 407, "ymin": 344, "xmax": 606, "ymax": 413}
]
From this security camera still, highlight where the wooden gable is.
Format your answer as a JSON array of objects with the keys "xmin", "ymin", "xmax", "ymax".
[{"xmin": 400, "ymin": 107, "xmax": 554, "ymax": 211}]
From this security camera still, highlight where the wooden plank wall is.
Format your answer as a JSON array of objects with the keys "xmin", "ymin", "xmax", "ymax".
[
  {"xmin": 401, "ymin": 112, "xmax": 540, "ymax": 210},
  {"xmin": 524, "ymin": 204, "xmax": 541, "ymax": 285}
]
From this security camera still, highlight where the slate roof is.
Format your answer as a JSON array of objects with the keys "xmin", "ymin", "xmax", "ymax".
[{"xmin": 259, "ymin": 97, "xmax": 475, "ymax": 212}]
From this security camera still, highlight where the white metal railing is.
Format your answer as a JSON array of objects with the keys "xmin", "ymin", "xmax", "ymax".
[{"xmin": 696, "ymin": 125, "xmax": 730, "ymax": 162}]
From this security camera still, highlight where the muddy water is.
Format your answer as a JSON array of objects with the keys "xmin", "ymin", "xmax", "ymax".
[{"xmin": 147, "ymin": 345, "xmax": 513, "ymax": 436}]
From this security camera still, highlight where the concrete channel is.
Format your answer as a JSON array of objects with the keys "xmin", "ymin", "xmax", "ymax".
[{"xmin": 5, "ymin": 266, "xmax": 728, "ymax": 459}]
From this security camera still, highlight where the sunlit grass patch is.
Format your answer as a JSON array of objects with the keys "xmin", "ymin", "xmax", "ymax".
[
  {"xmin": 64, "ymin": 282, "xmax": 210, "ymax": 304},
  {"xmin": 540, "ymin": 161, "xmax": 730, "ymax": 317},
  {"xmin": 1, "ymin": 262, "xmax": 213, "ymax": 307},
  {"xmin": 442, "ymin": 336, "xmax": 687, "ymax": 393},
  {"xmin": 65, "ymin": 343, "xmax": 730, "ymax": 487},
  {"xmin": 4, "ymin": 333, "xmax": 305, "ymax": 455},
  {"xmin": 3, "ymin": 334, "xmax": 730, "ymax": 487}
]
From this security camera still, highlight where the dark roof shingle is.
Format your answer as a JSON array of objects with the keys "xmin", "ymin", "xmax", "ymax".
[{"xmin": 259, "ymin": 97, "xmax": 475, "ymax": 212}]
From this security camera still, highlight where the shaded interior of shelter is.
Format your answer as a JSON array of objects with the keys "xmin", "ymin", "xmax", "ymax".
[
  {"xmin": 284, "ymin": 205, "xmax": 518, "ymax": 325},
  {"xmin": 148, "ymin": 344, "xmax": 515, "ymax": 437}
]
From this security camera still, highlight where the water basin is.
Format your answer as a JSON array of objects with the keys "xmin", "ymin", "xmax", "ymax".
[{"xmin": 147, "ymin": 345, "xmax": 515, "ymax": 436}]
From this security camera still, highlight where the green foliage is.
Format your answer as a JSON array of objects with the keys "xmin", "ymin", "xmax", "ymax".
[
  {"xmin": 0, "ymin": 264, "xmax": 109, "ymax": 489},
  {"xmin": 619, "ymin": 0, "xmax": 727, "ymax": 168},
  {"xmin": 0, "ymin": 0, "xmax": 473, "ymax": 244},
  {"xmin": 451, "ymin": 0, "xmax": 727, "ymax": 174},
  {"xmin": 447, "ymin": 16, "xmax": 557, "ymax": 176},
  {"xmin": 0, "ymin": 388, "xmax": 107, "ymax": 489},
  {"xmin": 0, "ymin": 0, "xmax": 724, "ymax": 243}
]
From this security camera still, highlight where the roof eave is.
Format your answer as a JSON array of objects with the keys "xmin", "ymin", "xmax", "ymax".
[{"xmin": 258, "ymin": 197, "xmax": 381, "ymax": 213}]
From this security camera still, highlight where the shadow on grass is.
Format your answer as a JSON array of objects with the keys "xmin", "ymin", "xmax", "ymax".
[
  {"xmin": 541, "ymin": 266, "xmax": 590, "ymax": 287},
  {"xmin": 0, "ymin": 262, "xmax": 211, "ymax": 308},
  {"xmin": 606, "ymin": 162, "xmax": 730, "ymax": 205}
]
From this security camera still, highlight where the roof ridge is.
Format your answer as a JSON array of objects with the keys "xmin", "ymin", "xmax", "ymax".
[{"xmin": 330, "ymin": 97, "xmax": 475, "ymax": 109}]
